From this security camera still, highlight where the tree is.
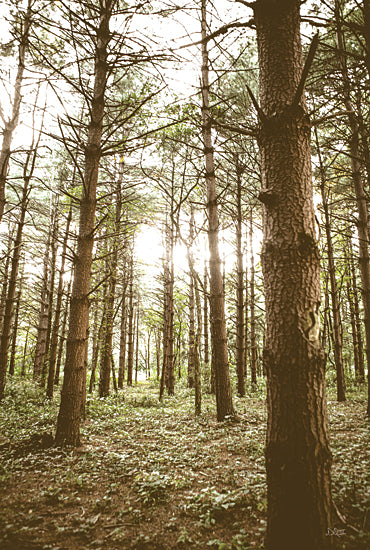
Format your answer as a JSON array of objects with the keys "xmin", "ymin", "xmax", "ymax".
[
  {"xmin": 200, "ymin": 0, "xmax": 234, "ymax": 421},
  {"xmin": 253, "ymin": 0, "xmax": 333, "ymax": 547},
  {"xmin": 55, "ymin": 0, "xmax": 114, "ymax": 446}
]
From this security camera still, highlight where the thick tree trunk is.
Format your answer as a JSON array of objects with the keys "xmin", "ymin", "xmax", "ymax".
[
  {"xmin": 55, "ymin": 0, "xmax": 112, "ymax": 446},
  {"xmin": 254, "ymin": 1, "xmax": 333, "ymax": 548},
  {"xmin": 235, "ymin": 159, "xmax": 245, "ymax": 396},
  {"xmin": 200, "ymin": 0, "xmax": 234, "ymax": 420}
]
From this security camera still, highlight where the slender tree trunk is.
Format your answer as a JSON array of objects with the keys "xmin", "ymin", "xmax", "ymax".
[
  {"xmin": 47, "ymin": 207, "xmax": 72, "ymax": 398},
  {"xmin": 40, "ymin": 207, "xmax": 58, "ymax": 388},
  {"xmin": 203, "ymin": 261, "xmax": 210, "ymax": 388},
  {"xmin": 118, "ymin": 291, "xmax": 127, "ymax": 388},
  {"xmin": 254, "ymin": 1, "xmax": 333, "ymax": 547},
  {"xmin": 335, "ymin": 0, "xmax": 370, "ymax": 416},
  {"xmin": 0, "ymin": 178, "xmax": 30, "ymax": 400},
  {"xmin": 88, "ymin": 304, "xmax": 101, "ymax": 393},
  {"xmin": 314, "ymin": 126, "xmax": 345, "ymax": 401},
  {"xmin": 249, "ymin": 211, "xmax": 257, "ymax": 387},
  {"xmin": 235, "ymin": 158, "xmax": 245, "ymax": 396},
  {"xmin": 55, "ymin": 0, "xmax": 112, "ymax": 446},
  {"xmin": 348, "ymin": 235, "xmax": 365, "ymax": 381},
  {"xmin": 127, "ymin": 259, "xmax": 134, "ymax": 387},
  {"xmin": 21, "ymin": 328, "xmax": 29, "ymax": 377},
  {"xmin": 0, "ymin": 0, "xmax": 32, "ymax": 221},
  {"xmin": 188, "ymin": 261, "xmax": 195, "ymax": 388},
  {"xmin": 33, "ymin": 229, "xmax": 51, "ymax": 381},
  {"xmin": 9, "ymin": 290, "xmax": 21, "ymax": 376},
  {"xmin": 200, "ymin": 0, "xmax": 234, "ymax": 420},
  {"xmin": 54, "ymin": 280, "xmax": 71, "ymax": 387},
  {"xmin": 99, "ymin": 174, "xmax": 122, "ymax": 397},
  {"xmin": 135, "ymin": 307, "xmax": 139, "ymax": 383}
]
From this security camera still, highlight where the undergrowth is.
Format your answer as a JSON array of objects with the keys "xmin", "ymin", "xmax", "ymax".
[{"xmin": 0, "ymin": 378, "xmax": 368, "ymax": 550}]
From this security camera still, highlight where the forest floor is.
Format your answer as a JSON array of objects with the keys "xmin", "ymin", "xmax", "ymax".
[{"xmin": 0, "ymin": 379, "xmax": 369, "ymax": 550}]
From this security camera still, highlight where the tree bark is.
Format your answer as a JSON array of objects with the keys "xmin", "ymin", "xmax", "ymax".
[
  {"xmin": 254, "ymin": 1, "xmax": 333, "ymax": 548},
  {"xmin": 55, "ymin": 0, "xmax": 112, "ymax": 446},
  {"xmin": 200, "ymin": 0, "xmax": 234, "ymax": 420}
]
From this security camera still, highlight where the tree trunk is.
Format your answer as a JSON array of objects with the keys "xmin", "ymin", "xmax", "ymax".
[
  {"xmin": 188, "ymin": 259, "xmax": 195, "ymax": 388},
  {"xmin": 254, "ymin": 1, "xmax": 333, "ymax": 548},
  {"xmin": 9, "ymin": 290, "xmax": 21, "ymax": 376},
  {"xmin": 200, "ymin": 0, "xmax": 234, "ymax": 420},
  {"xmin": 0, "ymin": 177, "xmax": 30, "ymax": 400},
  {"xmin": 127, "ymin": 258, "xmax": 134, "ymax": 387},
  {"xmin": 55, "ymin": 0, "xmax": 112, "ymax": 446},
  {"xmin": 40, "ymin": 207, "xmax": 58, "ymax": 388},
  {"xmin": 249, "ymin": 211, "xmax": 257, "ymax": 387},
  {"xmin": 203, "ymin": 261, "xmax": 210, "ymax": 389},
  {"xmin": 54, "ymin": 280, "xmax": 71, "ymax": 387},
  {"xmin": 47, "ymin": 207, "xmax": 72, "ymax": 399},
  {"xmin": 0, "ymin": 0, "xmax": 32, "ymax": 221},
  {"xmin": 118, "ymin": 291, "xmax": 127, "ymax": 388},
  {"xmin": 335, "ymin": 0, "xmax": 370, "ymax": 416},
  {"xmin": 33, "ymin": 229, "xmax": 51, "ymax": 381},
  {"xmin": 314, "ymin": 126, "xmax": 345, "ymax": 401},
  {"xmin": 235, "ymin": 158, "xmax": 245, "ymax": 396},
  {"xmin": 347, "ymin": 235, "xmax": 365, "ymax": 382}
]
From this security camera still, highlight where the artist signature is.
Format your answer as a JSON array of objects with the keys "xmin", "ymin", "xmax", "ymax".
[{"xmin": 326, "ymin": 528, "xmax": 346, "ymax": 537}]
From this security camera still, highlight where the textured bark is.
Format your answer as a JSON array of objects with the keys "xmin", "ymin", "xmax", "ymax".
[
  {"xmin": 47, "ymin": 208, "xmax": 72, "ymax": 399},
  {"xmin": 249, "ymin": 211, "xmax": 257, "ymax": 387},
  {"xmin": 55, "ymin": 0, "xmax": 112, "ymax": 446},
  {"xmin": 0, "ymin": 0, "xmax": 32, "ymax": 221},
  {"xmin": 235, "ymin": 161, "xmax": 245, "ymax": 396},
  {"xmin": 254, "ymin": 1, "xmax": 333, "ymax": 548},
  {"xmin": 200, "ymin": 0, "xmax": 234, "ymax": 420}
]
